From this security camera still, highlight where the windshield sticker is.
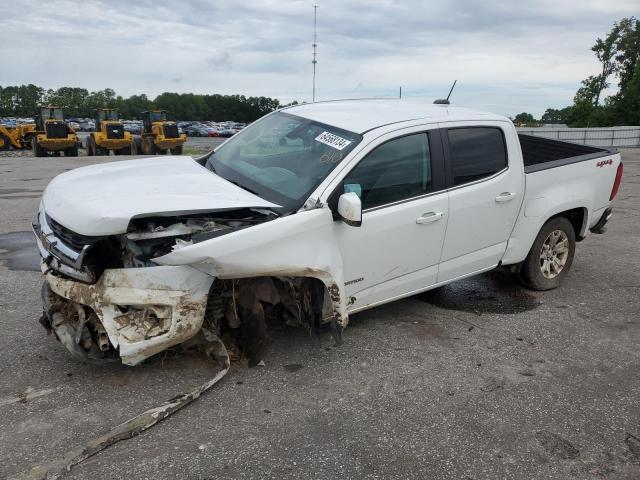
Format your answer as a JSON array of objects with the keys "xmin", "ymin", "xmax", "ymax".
[{"xmin": 315, "ymin": 131, "xmax": 352, "ymax": 150}]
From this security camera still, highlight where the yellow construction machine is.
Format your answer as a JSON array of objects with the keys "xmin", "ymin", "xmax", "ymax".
[
  {"xmin": 132, "ymin": 110, "xmax": 186, "ymax": 155},
  {"xmin": 86, "ymin": 109, "xmax": 132, "ymax": 156},
  {"xmin": 32, "ymin": 106, "xmax": 78, "ymax": 157},
  {"xmin": 0, "ymin": 123, "xmax": 37, "ymax": 151}
]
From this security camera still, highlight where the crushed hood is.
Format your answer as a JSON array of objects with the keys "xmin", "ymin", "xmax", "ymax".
[{"xmin": 42, "ymin": 156, "xmax": 279, "ymax": 236}]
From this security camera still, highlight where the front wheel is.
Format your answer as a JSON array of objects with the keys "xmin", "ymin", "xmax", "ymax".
[
  {"xmin": 0, "ymin": 133, "xmax": 11, "ymax": 151},
  {"xmin": 518, "ymin": 217, "xmax": 576, "ymax": 291},
  {"xmin": 170, "ymin": 145, "xmax": 183, "ymax": 155}
]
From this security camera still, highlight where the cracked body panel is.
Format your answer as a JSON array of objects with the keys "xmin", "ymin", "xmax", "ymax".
[
  {"xmin": 154, "ymin": 208, "xmax": 349, "ymax": 327},
  {"xmin": 43, "ymin": 264, "xmax": 213, "ymax": 365}
]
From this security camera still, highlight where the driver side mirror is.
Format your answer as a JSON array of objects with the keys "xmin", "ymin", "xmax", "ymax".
[{"xmin": 337, "ymin": 192, "xmax": 362, "ymax": 227}]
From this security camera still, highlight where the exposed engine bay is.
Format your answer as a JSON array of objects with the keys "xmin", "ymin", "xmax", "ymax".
[{"xmin": 36, "ymin": 205, "xmax": 338, "ymax": 367}]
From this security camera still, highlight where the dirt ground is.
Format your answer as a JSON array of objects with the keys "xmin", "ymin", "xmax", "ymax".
[{"xmin": 0, "ymin": 149, "xmax": 639, "ymax": 479}]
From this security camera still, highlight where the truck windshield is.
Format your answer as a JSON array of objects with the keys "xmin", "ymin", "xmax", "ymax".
[
  {"xmin": 150, "ymin": 111, "xmax": 166, "ymax": 122},
  {"xmin": 43, "ymin": 108, "xmax": 64, "ymax": 120},
  {"xmin": 205, "ymin": 112, "xmax": 361, "ymax": 213},
  {"xmin": 99, "ymin": 110, "xmax": 118, "ymax": 121}
]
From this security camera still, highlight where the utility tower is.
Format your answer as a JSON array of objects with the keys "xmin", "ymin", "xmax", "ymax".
[{"xmin": 312, "ymin": 4, "xmax": 318, "ymax": 102}]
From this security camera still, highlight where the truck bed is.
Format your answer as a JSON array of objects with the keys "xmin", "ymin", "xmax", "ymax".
[{"xmin": 518, "ymin": 134, "xmax": 615, "ymax": 174}]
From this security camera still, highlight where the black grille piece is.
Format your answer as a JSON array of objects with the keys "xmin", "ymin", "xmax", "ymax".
[
  {"xmin": 47, "ymin": 215, "xmax": 103, "ymax": 250},
  {"xmin": 46, "ymin": 122, "xmax": 68, "ymax": 139},
  {"xmin": 163, "ymin": 124, "xmax": 179, "ymax": 139},
  {"xmin": 106, "ymin": 124, "xmax": 125, "ymax": 139}
]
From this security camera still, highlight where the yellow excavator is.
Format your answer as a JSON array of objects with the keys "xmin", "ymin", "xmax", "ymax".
[
  {"xmin": 132, "ymin": 110, "xmax": 186, "ymax": 155},
  {"xmin": 86, "ymin": 109, "xmax": 133, "ymax": 156},
  {"xmin": 0, "ymin": 123, "xmax": 37, "ymax": 151},
  {"xmin": 32, "ymin": 106, "xmax": 78, "ymax": 157}
]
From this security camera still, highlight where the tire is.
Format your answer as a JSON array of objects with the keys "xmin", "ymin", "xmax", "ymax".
[
  {"xmin": 170, "ymin": 145, "xmax": 183, "ymax": 155},
  {"xmin": 86, "ymin": 135, "xmax": 94, "ymax": 156},
  {"xmin": 518, "ymin": 216, "xmax": 576, "ymax": 291},
  {"xmin": 119, "ymin": 146, "xmax": 132, "ymax": 155},
  {"xmin": 132, "ymin": 137, "xmax": 142, "ymax": 155},
  {"xmin": 33, "ymin": 139, "xmax": 44, "ymax": 157},
  {"xmin": 0, "ymin": 133, "xmax": 11, "ymax": 151},
  {"xmin": 156, "ymin": 147, "xmax": 167, "ymax": 155},
  {"xmin": 22, "ymin": 133, "xmax": 34, "ymax": 150},
  {"xmin": 142, "ymin": 136, "xmax": 157, "ymax": 155},
  {"xmin": 65, "ymin": 144, "xmax": 79, "ymax": 157},
  {"xmin": 95, "ymin": 143, "xmax": 108, "ymax": 156}
]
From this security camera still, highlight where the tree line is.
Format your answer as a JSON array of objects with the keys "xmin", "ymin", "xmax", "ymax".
[
  {"xmin": 2, "ymin": 16, "xmax": 637, "ymax": 126},
  {"xmin": 0, "ymin": 85, "xmax": 288, "ymax": 122},
  {"xmin": 513, "ymin": 16, "xmax": 639, "ymax": 127}
]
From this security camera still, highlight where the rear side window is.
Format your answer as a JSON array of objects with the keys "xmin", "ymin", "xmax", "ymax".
[
  {"xmin": 342, "ymin": 133, "xmax": 431, "ymax": 210},
  {"xmin": 447, "ymin": 128, "xmax": 507, "ymax": 186}
]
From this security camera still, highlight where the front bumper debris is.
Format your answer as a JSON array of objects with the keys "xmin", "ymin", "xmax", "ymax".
[{"xmin": 42, "ymin": 264, "xmax": 214, "ymax": 365}]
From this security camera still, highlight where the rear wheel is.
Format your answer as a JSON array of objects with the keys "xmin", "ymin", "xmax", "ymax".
[
  {"xmin": 33, "ymin": 139, "xmax": 45, "ymax": 157},
  {"xmin": 518, "ymin": 217, "xmax": 576, "ymax": 291},
  {"xmin": 170, "ymin": 145, "xmax": 183, "ymax": 155},
  {"xmin": 0, "ymin": 133, "xmax": 11, "ymax": 151},
  {"xmin": 86, "ymin": 135, "xmax": 94, "ymax": 156},
  {"xmin": 119, "ymin": 146, "xmax": 132, "ymax": 155}
]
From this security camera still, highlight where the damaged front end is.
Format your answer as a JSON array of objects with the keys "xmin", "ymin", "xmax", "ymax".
[{"xmin": 34, "ymin": 202, "xmax": 343, "ymax": 366}]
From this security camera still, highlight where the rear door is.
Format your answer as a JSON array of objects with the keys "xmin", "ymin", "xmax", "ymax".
[{"xmin": 438, "ymin": 123, "xmax": 524, "ymax": 282}]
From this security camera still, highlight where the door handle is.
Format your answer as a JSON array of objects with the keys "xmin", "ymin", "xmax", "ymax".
[
  {"xmin": 495, "ymin": 192, "xmax": 516, "ymax": 203},
  {"xmin": 416, "ymin": 212, "xmax": 444, "ymax": 224}
]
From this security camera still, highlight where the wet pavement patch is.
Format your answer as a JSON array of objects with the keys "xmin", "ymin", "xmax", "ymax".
[
  {"xmin": 283, "ymin": 364, "xmax": 304, "ymax": 372},
  {"xmin": 416, "ymin": 271, "xmax": 540, "ymax": 315},
  {"xmin": 0, "ymin": 231, "xmax": 40, "ymax": 272},
  {"xmin": 536, "ymin": 431, "xmax": 580, "ymax": 459}
]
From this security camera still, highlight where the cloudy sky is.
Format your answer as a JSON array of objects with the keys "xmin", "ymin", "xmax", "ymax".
[{"xmin": 2, "ymin": 0, "xmax": 637, "ymax": 117}]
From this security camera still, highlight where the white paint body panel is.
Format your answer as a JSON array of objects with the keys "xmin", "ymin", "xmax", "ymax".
[
  {"xmin": 501, "ymin": 150, "xmax": 621, "ymax": 264},
  {"xmin": 42, "ymin": 156, "xmax": 278, "ymax": 236},
  {"xmin": 438, "ymin": 120, "xmax": 525, "ymax": 281}
]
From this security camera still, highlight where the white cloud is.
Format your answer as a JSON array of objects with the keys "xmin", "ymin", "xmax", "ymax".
[{"xmin": 0, "ymin": 0, "xmax": 636, "ymax": 117}]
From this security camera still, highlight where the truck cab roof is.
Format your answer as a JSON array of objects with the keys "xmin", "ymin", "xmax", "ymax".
[{"xmin": 281, "ymin": 99, "xmax": 508, "ymax": 134}]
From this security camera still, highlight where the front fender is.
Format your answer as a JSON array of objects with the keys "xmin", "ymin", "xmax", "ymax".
[{"xmin": 153, "ymin": 208, "xmax": 350, "ymax": 326}]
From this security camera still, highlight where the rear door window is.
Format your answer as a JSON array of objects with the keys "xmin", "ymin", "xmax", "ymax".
[{"xmin": 447, "ymin": 128, "xmax": 507, "ymax": 186}]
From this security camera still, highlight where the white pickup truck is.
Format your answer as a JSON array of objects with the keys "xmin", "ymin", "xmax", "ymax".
[{"xmin": 34, "ymin": 100, "xmax": 623, "ymax": 366}]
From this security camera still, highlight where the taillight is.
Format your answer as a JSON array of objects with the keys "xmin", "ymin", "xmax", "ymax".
[{"xmin": 610, "ymin": 162, "xmax": 623, "ymax": 200}]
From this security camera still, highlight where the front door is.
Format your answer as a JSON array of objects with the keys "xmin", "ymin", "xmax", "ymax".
[{"xmin": 331, "ymin": 129, "xmax": 449, "ymax": 311}]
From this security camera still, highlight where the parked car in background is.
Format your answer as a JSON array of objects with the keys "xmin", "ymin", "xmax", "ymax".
[
  {"xmin": 203, "ymin": 126, "xmax": 220, "ymax": 137},
  {"xmin": 77, "ymin": 121, "xmax": 95, "ymax": 132},
  {"xmin": 218, "ymin": 127, "xmax": 236, "ymax": 137},
  {"xmin": 123, "ymin": 122, "xmax": 143, "ymax": 135},
  {"xmin": 184, "ymin": 124, "xmax": 210, "ymax": 137}
]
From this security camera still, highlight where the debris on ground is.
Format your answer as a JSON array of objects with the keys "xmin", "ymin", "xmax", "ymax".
[{"xmin": 12, "ymin": 348, "xmax": 230, "ymax": 480}]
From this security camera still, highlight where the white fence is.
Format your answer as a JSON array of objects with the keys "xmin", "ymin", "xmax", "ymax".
[{"xmin": 516, "ymin": 126, "xmax": 640, "ymax": 147}]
